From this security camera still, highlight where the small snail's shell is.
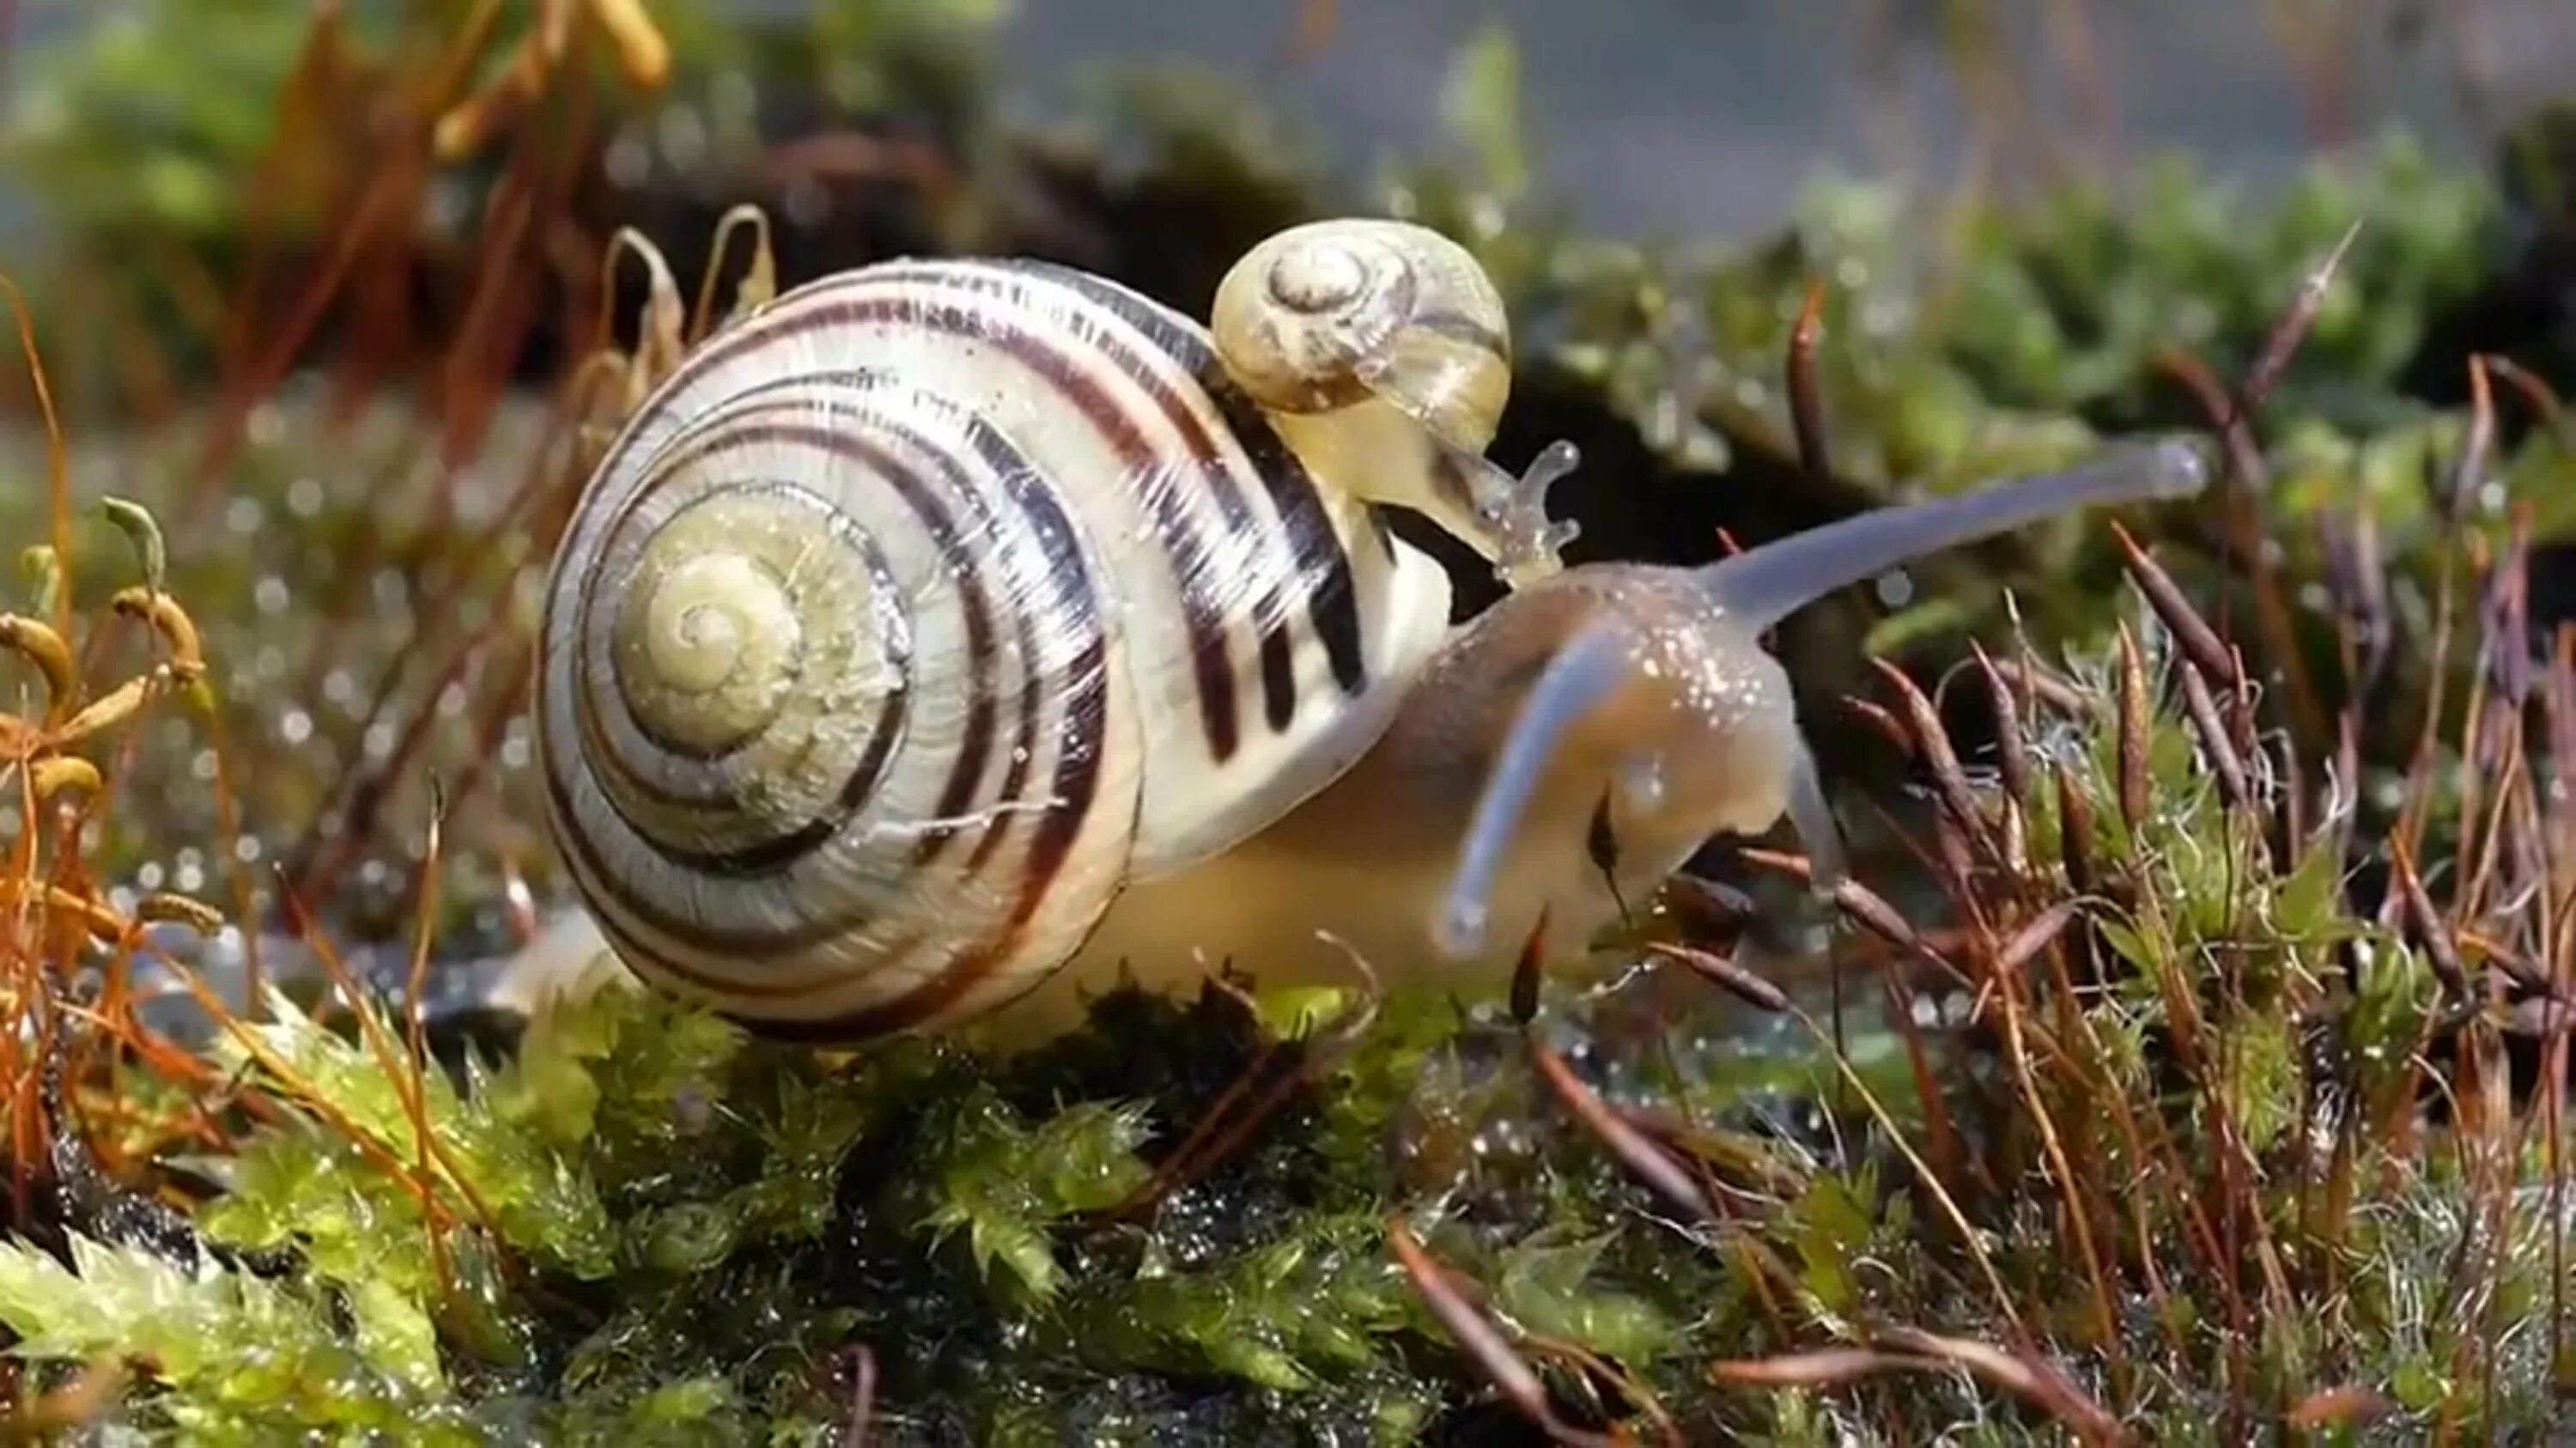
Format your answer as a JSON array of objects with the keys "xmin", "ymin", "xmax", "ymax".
[
  {"xmin": 536, "ymin": 253, "xmax": 1455, "ymax": 1037},
  {"xmin": 1209, "ymin": 219, "xmax": 1512, "ymax": 454}
]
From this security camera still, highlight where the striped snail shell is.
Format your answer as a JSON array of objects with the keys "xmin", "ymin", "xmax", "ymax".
[
  {"xmin": 535, "ymin": 222, "xmax": 1519, "ymax": 1039},
  {"xmin": 1211, "ymin": 218, "xmax": 1577, "ymax": 584},
  {"xmin": 1210, "ymin": 218, "xmax": 1509, "ymax": 452}
]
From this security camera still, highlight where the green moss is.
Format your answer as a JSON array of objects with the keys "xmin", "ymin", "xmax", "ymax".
[{"xmin": 5, "ymin": 626, "xmax": 2568, "ymax": 1441}]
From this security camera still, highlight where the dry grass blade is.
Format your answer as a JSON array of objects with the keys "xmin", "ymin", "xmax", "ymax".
[
  {"xmin": 1711, "ymin": 1329, "xmax": 2128, "ymax": 1447},
  {"xmin": 2177, "ymin": 661, "xmax": 2250, "ymax": 812},
  {"xmin": 2320, "ymin": 503, "xmax": 2391, "ymax": 703},
  {"xmin": 1788, "ymin": 277, "xmax": 1832, "ymax": 485},
  {"xmin": 2481, "ymin": 352, "xmax": 2569, "ymax": 447},
  {"xmin": 1871, "ymin": 1326, "xmax": 2129, "ymax": 1446},
  {"xmin": 1708, "ymin": 1343, "xmax": 1919, "ymax": 1387},
  {"xmin": 1841, "ymin": 695, "xmax": 1916, "ymax": 757},
  {"xmin": 2240, "ymin": 219, "xmax": 2360, "ymax": 411},
  {"xmin": 1993, "ymin": 900, "xmax": 2080, "ymax": 977},
  {"xmin": 1970, "ymin": 643, "xmax": 2032, "ymax": 809},
  {"xmin": 1771, "ymin": 997, "xmax": 2029, "ymax": 1342},
  {"xmin": 1646, "ymin": 942, "xmax": 1789, "ymax": 1013},
  {"xmin": 2108, "ymin": 521, "xmax": 2233, "ymax": 687},
  {"xmin": 2114, "ymin": 622, "xmax": 2150, "ymax": 830},
  {"xmin": 1738, "ymin": 848, "xmax": 1947, "ymax": 969},
  {"xmin": 0, "ymin": 275, "xmax": 74, "ymax": 647},
  {"xmin": 2286, "ymin": 1384, "xmax": 2396, "ymax": 1428},
  {"xmin": 837, "ymin": 1343, "xmax": 877, "ymax": 1448},
  {"xmin": 2153, "ymin": 345, "xmax": 2325, "ymax": 751},
  {"xmin": 1868, "ymin": 659, "xmax": 1990, "ymax": 854},
  {"xmin": 1384, "ymin": 1220, "xmax": 1624, "ymax": 1448},
  {"xmin": 2446, "ymin": 353, "xmax": 2498, "ymax": 520},
  {"xmin": 2390, "ymin": 834, "xmax": 2470, "ymax": 999},
  {"xmin": 1529, "ymin": 1037, "xmax": 1716, "ymax": 1220}
]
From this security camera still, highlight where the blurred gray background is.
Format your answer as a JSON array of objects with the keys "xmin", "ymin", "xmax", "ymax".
[
  {"xmin": 4, "ymin": 0, "xmax": 2573, "ymax": 245},
  {"xmin": 987, "ymin": 0, "xmax": 2573, "ymax": 236}
]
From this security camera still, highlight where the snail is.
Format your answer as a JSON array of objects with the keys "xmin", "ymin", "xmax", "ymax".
[{"xmin": 532, "ymin": 215, "xmax": 2212, "ymax": 1043}]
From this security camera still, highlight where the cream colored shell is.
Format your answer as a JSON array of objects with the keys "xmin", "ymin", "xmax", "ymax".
[{"xmin": 1210, "ymin": 218, "xmax": 1512, "ymax": 452}]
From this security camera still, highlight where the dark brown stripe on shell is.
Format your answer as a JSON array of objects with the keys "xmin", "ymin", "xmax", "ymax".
[
  {"xmin": 988, "ymin": 259, "xmax": 1370, "ymax": 703},
  {"xmin": 1406, "ymin": 306, "xmax": 1510, "ymax": 362},
  {"xmin": 1195, "ymin": 375, "xmax": 1369, "ymax": 698},
  {"xmin": 841, "ymin": 281, "xmax": 1242, "ymax": 759}
]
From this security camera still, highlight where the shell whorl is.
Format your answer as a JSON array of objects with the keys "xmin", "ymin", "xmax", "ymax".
[
  {"xmin": 537, "ymin": 253, "xmax": 1455, "ymax": 1037},
  {"xmin": 1209, "ymin": 218, "xmax": 1513, "ymax": 453}
]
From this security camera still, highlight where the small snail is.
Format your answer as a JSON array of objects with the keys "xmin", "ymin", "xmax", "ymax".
[{"xmin": 532, "ymin": 216, "xmax": 2210, "ymax": 1042}]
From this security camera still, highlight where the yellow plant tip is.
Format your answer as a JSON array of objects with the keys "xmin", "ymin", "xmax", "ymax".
[
  {"xmin": 52, "ymin": 670, "xmax": 164, "ymax": 747},
  {"xmin": 432, "ymin": 46, "xmax": 541, "ymax": 164},
  {"xmin": 97, "ymin": 497, "xmax": 167, "ymax": 594},
  {"xmin": 0, "ymin": 613, "xmax": 76, "ymax": 718},
  {"xmin": 603, "ymin": 225, "xmax": 687, "ymax": 403},
  {"xmin": 432, "ymin": 103, "xmax": 487, "ymax": 164},
  {"xmin": 19, "ymin": 545, "xmax": 62, "ymax": 620},
  {"xmin": 28, "ymin": 757, "xmax": 100, "ymax": 804},
  {"xmin": 1252, "ymin": 984, "xmax": 1355, "ymax": 1042},
  {"xmin": 137, "ymin": 893, "xmax": 226, "ymax": 935},
  {"xmin": 697, "ymin": 204, "xmax": 778, "ymax": 334},
  {"xmin": 0, "ymin": 879, "xmax": 131, "ymax": 942},
  {"xmin": 109, "ymin": 588, "xmax": 207, "ymax": 673},
  {"xmin": 591, "ymin": 0, "xmax": 671, "ymax": 88}
]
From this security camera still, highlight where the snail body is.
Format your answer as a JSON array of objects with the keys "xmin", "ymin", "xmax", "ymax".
[{"xmin": 535, "ymin": 216, "xmax": 2212, "ymax": 1042}]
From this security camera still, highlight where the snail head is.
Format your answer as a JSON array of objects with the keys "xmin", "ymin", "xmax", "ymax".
[{"xmin": 1431, "ymin": 436, "xmax": 2213, "ymax": 958}]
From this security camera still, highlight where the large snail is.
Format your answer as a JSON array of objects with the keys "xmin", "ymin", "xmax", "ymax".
[{"xmin": 532, "ymin": 216, "xmax": 2209, "ymax": 1042}]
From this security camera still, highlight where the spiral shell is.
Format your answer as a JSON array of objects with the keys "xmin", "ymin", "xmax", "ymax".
[
  {"xmin": 1208, "ymin": 218, "xmax": 1513, "ymax": 454},
  {"xmin": 536, "ymin": 252, "xmax": 1456, "ymax": 1037}
]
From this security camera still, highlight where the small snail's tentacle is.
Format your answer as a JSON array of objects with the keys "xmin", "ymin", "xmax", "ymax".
[
  {"xmin": 1696, "ymin": 436, "xmax": 2212, "ymax": 630},
  {"xmin": 1211, "ymin": 218, "xmax": 1582, "ymax": 585},
  {"xmin": 1453, "ymin": 437, "xmax": 1583, "ymax": 588},
  {"xmin": 1434, "ymin": 622, "xmax": 1632, "ymax": 958}
]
